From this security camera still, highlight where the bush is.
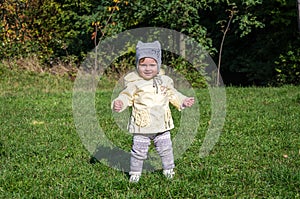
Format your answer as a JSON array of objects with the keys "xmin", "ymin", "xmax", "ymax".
[{"xmin": 275, "ymin": 44, "xmax": 300, "ymax": 86}]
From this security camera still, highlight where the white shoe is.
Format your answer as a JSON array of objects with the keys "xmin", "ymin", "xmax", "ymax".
[
  {"xmin": 129, "ymin": 174, "xmax": 141, "ymax": 183},
  {"xmin": 163, "ymin": 169, "xmax": 175, "ymax": 179}
]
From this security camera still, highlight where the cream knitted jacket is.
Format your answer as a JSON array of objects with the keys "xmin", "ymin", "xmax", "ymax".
[{"xmin": 112, "ymin": 71, "xmax": 187, "ymax": 134}]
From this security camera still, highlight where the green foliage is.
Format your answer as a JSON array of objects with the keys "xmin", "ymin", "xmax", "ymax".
[
  {"xmin": 1, "ymin": 0, "xmax": 299, "ymax": 85},
  {"xmin": 224, "ymin": 1, "xmax": 265, "ymax": 38},
  {"xmin": 141, "ymin": 0, "xmax": 214, "ymax": 50},
  {"xmin": 234, "ymin": 12, "xmax": 265, "ymax": 37},
  {"xmin": 275, "ymin": 46, "xmax": 300, "ymax": 86},
  {"xmin": 163, "ymin": 56, "xmax": 208, "ymax": 88},
  {"xmin": 0, "ymin": 0, "xmax": 122, "ymax": 62},
  {"xmin": 209, "ymin": 0, "xmax": 299, "ymax": 85}
]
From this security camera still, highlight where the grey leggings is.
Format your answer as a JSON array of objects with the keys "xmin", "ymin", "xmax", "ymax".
[{"xmin": 130, "ymin": 131, "xmax": 175, "ymax": 175}]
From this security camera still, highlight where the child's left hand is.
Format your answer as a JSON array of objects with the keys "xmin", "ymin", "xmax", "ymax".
[{"xmin": 182, "ymin": 97, "xmax": 195, "ymax": 108}]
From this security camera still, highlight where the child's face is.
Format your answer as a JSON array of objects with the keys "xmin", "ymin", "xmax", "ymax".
[{"xmin": 138, "ymin": 57, "xmax": 158, "ymax": 80}]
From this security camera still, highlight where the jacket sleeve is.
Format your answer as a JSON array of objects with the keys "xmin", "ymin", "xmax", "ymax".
[
  {"xmin": 111, "ymin": 80, "xmax": 136, "ymax": 112},
  {"xmin": 166, "ymin": 77, "xmax": 187, "ymax": 110}
]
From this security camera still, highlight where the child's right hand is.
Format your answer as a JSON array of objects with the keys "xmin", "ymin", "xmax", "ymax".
[
  {"xmin": 113, "ymin": 100, "xmax": 123, "ymax": 112},
  {"xmin": 182, "ymin": 97, "xmax": 195, "ymax": 108}
]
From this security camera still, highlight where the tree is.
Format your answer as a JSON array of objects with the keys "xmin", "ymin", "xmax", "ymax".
[
  {"xmin": 1, "ymin": 0, "xmax": 298, "ymax": 85},
  {"xmin": 297, "ymin": 0, "xmax": 300, "ymax": 31},
  {"xmin": 217, "ymin": 4, "xmax": 237, "ymax": 86},
  {"xmin": 0, "ymin": 0, "xmax": 37, "ymax": 58},
  {"xmin": 207, "ymin": 0, "xmax": 298, "ymax": 85}
]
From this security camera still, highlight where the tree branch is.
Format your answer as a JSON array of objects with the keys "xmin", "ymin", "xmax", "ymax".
[{"xmin": 217, "ymin": 6, "xmax": 237, "ymax": 86}]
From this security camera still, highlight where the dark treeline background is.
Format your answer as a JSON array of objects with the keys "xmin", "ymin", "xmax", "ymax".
[{"xmin": 1, "ymin": 0, "xmax": 299, "ymax": 86}]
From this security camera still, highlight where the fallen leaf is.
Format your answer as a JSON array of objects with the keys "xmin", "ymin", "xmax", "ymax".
[{"xmin": 32, "ymin": 120, "xmax": 45, "ymax": 125}]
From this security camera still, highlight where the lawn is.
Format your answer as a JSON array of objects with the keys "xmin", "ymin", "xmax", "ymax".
[{"xmin": 0, "ymin": 64, "xmax": 299, "ymax": 198}]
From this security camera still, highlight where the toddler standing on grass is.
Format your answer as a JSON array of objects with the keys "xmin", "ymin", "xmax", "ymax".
[{"xmin": 112, "ymin": 41, "xmax": 194, "ymax": 183}]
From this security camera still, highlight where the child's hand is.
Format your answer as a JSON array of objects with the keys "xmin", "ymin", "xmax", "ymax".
[
  {"xmin": 182, "ymin": 97, "xmax": 195, "ymax": 108},
  {"xmin": 113, "ymin": 100, "xmax": 124, "ymax": 112}
]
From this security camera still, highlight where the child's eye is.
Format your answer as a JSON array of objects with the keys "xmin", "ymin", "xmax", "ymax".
[{"xmin": 139, "ymin": 64, "xmax": 157, "ymax": 68}]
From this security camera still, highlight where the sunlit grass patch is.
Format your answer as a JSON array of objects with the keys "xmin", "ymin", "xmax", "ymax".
[{"xmin": 0, "ymin": 63, "xmax": 299, "ymax": 198}]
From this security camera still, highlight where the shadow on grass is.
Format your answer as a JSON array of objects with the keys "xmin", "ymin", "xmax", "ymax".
[
  {"xmin": 0, "ymin": 142, "xmax": 6, "ymax": 157},
  {"xmin": 90, "ymin": 145, "xmax": 156, "ymax": 174}
]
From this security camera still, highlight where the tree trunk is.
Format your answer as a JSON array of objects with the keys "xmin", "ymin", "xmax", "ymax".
[
  {"xmin": 179, "ymin": 34, "xmax": 185, "ymax": 58},
  {"xmin": 298, "ymin": 0, "xmax": 300, "ymax": 31}
]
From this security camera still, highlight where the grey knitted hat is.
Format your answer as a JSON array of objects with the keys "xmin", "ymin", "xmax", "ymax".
[{"xmin": 136, "ymin": 41, "xmax": 162, "ymax": 71}]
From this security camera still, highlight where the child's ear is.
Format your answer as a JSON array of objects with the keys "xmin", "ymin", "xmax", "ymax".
[
  {"xmin": 136, "ymin": 41, "xmax": 143, "ymax": 47},
  {"xmin": 154, "ymin": 41, "xmax": 160, "ymax": 46}
]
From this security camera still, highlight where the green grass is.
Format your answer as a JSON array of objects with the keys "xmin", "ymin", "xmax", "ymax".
[{"xmin": 0, "ymin": 64, "xmax": 299, "ymax": 198}]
